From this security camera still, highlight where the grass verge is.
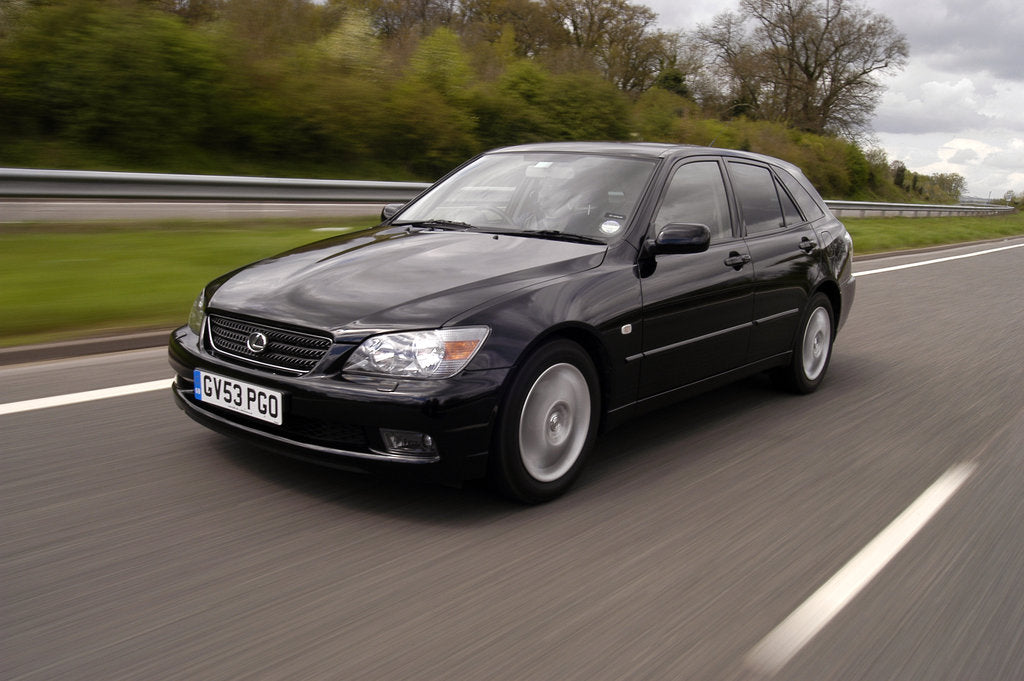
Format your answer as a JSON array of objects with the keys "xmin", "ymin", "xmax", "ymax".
[
  {"xmin": 1, "ymin": 211, "xmax": 1021, "ymax": 348},
  {"xmin": 0, "ymin": 216, "xmax": 377, "ymax": 347},
  {"xmin": 844, "ymin": 211, "xmax": 1023, "ymax": 254}
]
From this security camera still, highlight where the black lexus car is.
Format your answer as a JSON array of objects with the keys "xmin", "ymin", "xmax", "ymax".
[{"xmin": 169, "ymin": 142, "xmax": 855, "ymax": 502}]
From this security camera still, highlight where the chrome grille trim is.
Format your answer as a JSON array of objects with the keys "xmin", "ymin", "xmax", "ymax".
[{"xmin": 207, "ymin": 315, "xmax": 332, "ymax": 375}]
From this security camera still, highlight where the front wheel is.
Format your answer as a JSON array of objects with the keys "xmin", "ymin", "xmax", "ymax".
[
  {"xmin": 773, "ymin": 293, "xmax": 835, "ymax": 394},
  {"xmin": 490, "ymin": 340, "xmax": 600, "ymax": 503}
]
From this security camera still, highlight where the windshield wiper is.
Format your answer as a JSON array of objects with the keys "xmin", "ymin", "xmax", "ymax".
[
  {"xmin": 519, "ymin": 230, "xmax": 605, "ymax": 245},
  {"xmin": 396, "ymin": 219, "xmax": 476, "ymax": 231}
]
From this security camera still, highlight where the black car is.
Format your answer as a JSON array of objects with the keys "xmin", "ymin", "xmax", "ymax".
[{"xmin": 169, "ymin": 142, "xmax": 855, "ymax": 502}]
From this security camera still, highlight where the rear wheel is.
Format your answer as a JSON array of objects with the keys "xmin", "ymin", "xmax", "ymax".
[
  {"xmin": 773, "ymin": 293, "xmax": 834, "ymax": 394},
  {"xmin": 491, "ymin": 340, "xmax": 600, "ymax": 503}
]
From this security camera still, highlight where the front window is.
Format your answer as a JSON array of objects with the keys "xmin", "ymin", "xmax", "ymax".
[
  {"xmin": 395, "ymin": 152, "xmax": 657, "ymax": 243},
  {"xmin": 653, "ymin": 160, "xmax": 733, "ymax": 241}
]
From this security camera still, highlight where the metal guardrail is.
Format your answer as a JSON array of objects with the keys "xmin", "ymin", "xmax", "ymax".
[
  {"xmin": 825, "ymin": 200, "xmax": 1013, "ymax": 218},
  {"xmin": 0, "ymin": 168, "xmax": 1014, "ymax": 217},
  {"xmin": 0, "ymin": 168, "xmax": 430, "ymax": 203}
]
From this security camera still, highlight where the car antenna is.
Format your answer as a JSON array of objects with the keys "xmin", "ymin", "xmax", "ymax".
[{"xmin": 708, "ymin": 138, "xmax": 717, "ymax": 147}]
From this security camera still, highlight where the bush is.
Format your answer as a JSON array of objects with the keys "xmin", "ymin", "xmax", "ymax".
[{"xmin": 0, "ymin": 0, "xmax": 224, "ymax": 160}]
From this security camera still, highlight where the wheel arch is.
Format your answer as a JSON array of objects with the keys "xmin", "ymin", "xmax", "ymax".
[
  {"xmin": 813, "ymin": 279, "xmax": 842, "ymax": 332},
  {"xmin": 505, "ymin": 323, "xmax": 615, "ymax": 430}
]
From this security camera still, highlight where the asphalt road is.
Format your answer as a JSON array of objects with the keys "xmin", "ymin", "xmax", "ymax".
[
  {"xmin": 3, "ymin": 239, "xmax": 1023, "ymax": 681},
  {"xmin": 0, "ymin": 199, "xmax": 383, "ymax": 222}
]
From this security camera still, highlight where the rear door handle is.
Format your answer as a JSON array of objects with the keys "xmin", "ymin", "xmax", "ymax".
[
  {"xmin": 798, "ymin": 237, "xmax": 817, "ymax": 253},
  {"xmin": 724, "ymin": 252, "xmax": 752, "ymax": 269}
]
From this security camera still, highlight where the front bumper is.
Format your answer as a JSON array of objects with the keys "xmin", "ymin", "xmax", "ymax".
[{"xmin": 168, "ymin": 327, "xmax": 509, "ymax": 483}]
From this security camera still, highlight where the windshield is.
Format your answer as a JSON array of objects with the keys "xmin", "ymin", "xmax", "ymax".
[{"xmin": 394, "ymin": 152, "xmax": 657, "ymax": 243}]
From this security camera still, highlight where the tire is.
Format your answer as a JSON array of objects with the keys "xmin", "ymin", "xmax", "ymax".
[
  {"xmin": 490, "ymin": 340, "xmax": 600, "ymax": 503},
  {"xmin": 773, "ymin": 292, "xmax": 835, "ymax": 394}
]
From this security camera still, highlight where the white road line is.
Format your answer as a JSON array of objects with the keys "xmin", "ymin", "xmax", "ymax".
[
  {"xmin": 857, "ymin": 242, "xmax": 1023, "ymax": 276},
  {"xmin": 746, "ymin": 462, "xmax": 976, "ymax": 676},
  {"xmin": 0, "ymin": 379, "xmax": 172, "ymax": 416}
]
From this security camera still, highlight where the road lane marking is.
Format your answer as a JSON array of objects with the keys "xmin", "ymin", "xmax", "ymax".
[
  {"xmin": 857, "ymin": 243, "xmax": 1023, "ymax": 276},
  {"xmin": 0, "ymin": 379, "xmax": 172, "ymax": 416},
  {"xmin": 746, "ymin": 462, "xmax": 976, "ymax": 675}
]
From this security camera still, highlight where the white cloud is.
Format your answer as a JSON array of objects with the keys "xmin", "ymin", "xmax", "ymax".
[
  {"xmin": 879, "ymin": 0, "xmax": 1024, "ymax": 82},
  {"xmin": 873, "ymin": 69, "xmax": 997, "ymax": 134},
  {"xmin": 875, "ymin": 131, "xmax": 1023, "ymax": 196},
  {"xmin": 639, "ymin": 0, "xmax": 1024, "ymax": 196},
  {"xmin": 938, "ymin": 138, "xmax": 1002, "ymax": 164}
]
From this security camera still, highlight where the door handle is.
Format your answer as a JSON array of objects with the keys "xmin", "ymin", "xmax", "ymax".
[
  {"xmin": 724, "ymin": 252, "xmax": 751, "ymax": 269},
  {"xmin": 798, "ymin": 237, "xmax": 817, "ymax": 253}
]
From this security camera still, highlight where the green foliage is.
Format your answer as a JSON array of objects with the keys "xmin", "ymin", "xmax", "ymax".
[
  {"xmin": 846, "ymin": 212, "xmax": 1024, "ymax": 254},
  {"xmin": 632, "ymin": 87, "xmax": 695, "ymax": 141},
  {"xmin": 0, "ymin": 0, "xmax": 224, "ymax": 160},
  {"xmin": 471, "ymin": 60, "xmax": 555, "ymax": 146},
  {"xmin": 0, "ymin": 0, "xmax": 956, "ymax": 197},
  {"xmin": 544, "ymin": 72, "xmax": 631, "ymax": 140},
  {"xmin": 651, "ymin": 67, "xmax": 689, "ymax": 98}
]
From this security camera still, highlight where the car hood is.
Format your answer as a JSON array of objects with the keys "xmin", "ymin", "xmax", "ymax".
[{"xmin": 207, "ymin": 227, "xmax": 606, "ymax": 338}]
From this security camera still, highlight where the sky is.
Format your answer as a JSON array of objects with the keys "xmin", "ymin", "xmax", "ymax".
[{"xmin": 643, "ymin": 0, "xmax": 1024, "ymax": 199}]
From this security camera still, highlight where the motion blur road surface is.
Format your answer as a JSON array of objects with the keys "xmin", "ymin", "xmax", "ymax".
[{"xmin": 3, "ymin": 239, "xmax": 1023, "ymax": 680}]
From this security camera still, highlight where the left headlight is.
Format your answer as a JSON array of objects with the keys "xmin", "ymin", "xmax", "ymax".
[
  {"xmin": 187, "ymin": 289, "xmax": 206, "ymax": 335},
  {"xmin": 344, "ymin": 327, "xmax": 489, "ymax": 379}
]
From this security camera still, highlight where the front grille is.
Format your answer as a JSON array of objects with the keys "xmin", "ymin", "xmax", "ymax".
[{"xmin": 208, "ymin": 315, "xmax": 332, "ymax": 375}]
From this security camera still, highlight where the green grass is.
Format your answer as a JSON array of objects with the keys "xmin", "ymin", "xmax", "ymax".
[
  {"xmin": 845, "ymin": 211, "xmax": 1024, "ymax": 254},
  {"xmin": 1, "ymin": 211, "xmax": 1021, "ymax": 348},
  {"xmin": 0, "ymin": 216, "xmax": 377, "ymax": 347}
]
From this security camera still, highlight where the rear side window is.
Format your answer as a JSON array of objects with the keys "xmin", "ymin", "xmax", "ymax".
[
  {"xmin": 777, "ymin": 167, "xmax": 825, "ymax": 220},
  {"xmin": 728, "ymin": 162, "xmax": 784, "ymax": 235},
  {"xmin": 777, "ymin": 179, "xmax": 804, "ymax": 226}
]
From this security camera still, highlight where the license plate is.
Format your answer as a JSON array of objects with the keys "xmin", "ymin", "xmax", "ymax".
[{"xmin": 193, "ymin": 369, "xmax": 283, "ymax": 425}]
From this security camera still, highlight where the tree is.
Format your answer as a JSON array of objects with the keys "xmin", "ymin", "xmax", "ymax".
[
  {"xmin": 890, "ymin": 159, "xmax": 906, "ymax": 187},
  {"xmin": 361, "ymin": 0, "xmax": 459, "ymax": 39},
  {"xmin": 382, "ymin": 28, "xmax": 479, "ymax": 174},
  {"xmin": 695, "ymin": 0, "xmax": 907, "ymax": 136},
  {"xmin": 144, "ymin": 0, "xmax": 223, "ymax": 25},
  {"xmin": 0, "ymin": 0, "xmax": 225, "ymax": 157},
  {"xmin": 546, "ymin": 0, "xmax": 672, "ymax": 92},
  {"xmin": 928, "ymin": 172, "xmax": 966, "ymax": 203},
  {"xmin": 1, "ymin": 0, "xmax": 30, "ymax": 38},
  {"xmin": 458, "ymin": 0, "xmax": 569, "ymax": 57}
]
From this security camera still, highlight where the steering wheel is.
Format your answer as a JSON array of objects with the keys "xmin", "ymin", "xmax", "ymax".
[{"xmin": 474, "ymin": 206, "xmax": 517, "ymax": 226}]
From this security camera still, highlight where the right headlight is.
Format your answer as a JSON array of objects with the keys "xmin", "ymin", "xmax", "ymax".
[
  {"xmin": 344, "ymin": 327, "xmax": 489, "ymax": 379},
  {"xmin": 187, "ymin": 289, "xmax": 206, "ymax": 335}
]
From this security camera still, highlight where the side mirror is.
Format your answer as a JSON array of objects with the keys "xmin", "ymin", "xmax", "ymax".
[
  {"xmin": 381, "ymin": 203, "xmax": 405, "ymax": 221},
  {"xmin": 646, "ymin": 223, "xmax": 712, "ymax": 256}
]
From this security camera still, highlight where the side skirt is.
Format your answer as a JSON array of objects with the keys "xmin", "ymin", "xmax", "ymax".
[{"xmin": 602, "ymin": 352, "xmax": 791, "ymax": 431}]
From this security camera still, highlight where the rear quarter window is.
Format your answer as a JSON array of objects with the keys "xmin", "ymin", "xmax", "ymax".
[{"xmin": 776, "ymin": 167, "xmax": 825, "ymax": 220}]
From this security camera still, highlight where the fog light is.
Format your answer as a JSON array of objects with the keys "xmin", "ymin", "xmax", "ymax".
[{"xmin": 380, "ymin": 429, "xmax": 438, "ymax": 457}]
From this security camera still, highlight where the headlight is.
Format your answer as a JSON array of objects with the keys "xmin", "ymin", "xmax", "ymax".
[
  {"xmin": 344, "ymin": 327, "xmax": 489, "ymax": 379},
  {"xmin": 187, "ymin": 289, "xmax": 206, "ymax": 335}
]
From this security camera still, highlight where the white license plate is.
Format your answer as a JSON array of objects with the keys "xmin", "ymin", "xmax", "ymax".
[{"xmin": 193, "ymin": 370, "xmax": 283, "ymax": 425}]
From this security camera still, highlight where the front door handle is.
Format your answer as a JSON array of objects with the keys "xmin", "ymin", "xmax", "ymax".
[
  {"xmin": 724, "ymin": 252, "xmax": 752, "ymax": 269},
  {"xmin": 798, "ymin": 237, "xmax": 817, "ymax": 253}
]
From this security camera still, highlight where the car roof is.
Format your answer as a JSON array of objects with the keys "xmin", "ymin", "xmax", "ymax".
[{"xmin": 488, "ymin": 141, "xmax": 806, "ymax": 176}]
